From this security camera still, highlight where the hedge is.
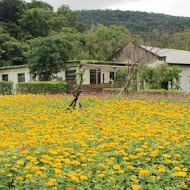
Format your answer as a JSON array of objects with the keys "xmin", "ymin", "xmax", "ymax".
[
  {"xmin": 0, "ymin": 81, "xmax": 13, "ymax": 95},
  {"xmin": 103, "ymin": 88, "xmax": 122, "ymax": 93},
  {"xmin": 138, "ymin": 89, "xmax": 188, "ymax": 95},
  {"xmin": 16, "ymin": 81, "xmax": 68, "ymax": 94}
]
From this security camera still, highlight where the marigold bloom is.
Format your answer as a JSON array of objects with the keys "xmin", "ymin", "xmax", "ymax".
[
  {"xmin": 139, "ymin": 169, "xmax": 150, "ymax": 176},
  {"xmin": 132, "ymin": 184, "xmax": 140, "ymax": 190}
]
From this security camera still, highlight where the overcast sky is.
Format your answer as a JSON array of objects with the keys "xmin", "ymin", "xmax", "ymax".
[{"xmin": 26, "ymin": 0, "xmax": 190, "ymax": 17}]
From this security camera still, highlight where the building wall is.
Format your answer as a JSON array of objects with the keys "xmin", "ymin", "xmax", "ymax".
[
  {"xmin": 107, "ymin": 42, "xmax": 160, "ymax": 64},
  {"xmin": 0, "ymin": 67, "xmax": 31, "ymax": 87},
  {"xmin": 178, "ymin": 65, "xmax": 190, "ymax": 92}
]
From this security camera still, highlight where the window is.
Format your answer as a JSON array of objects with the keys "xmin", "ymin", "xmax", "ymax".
[
  {"xmin": 90, "ymin": 69, "xmax": 101, "ymax": 84},
  {"xmin": 110, "ymin": 72, "xmax": 115, "ymax": 80},
  {"xmin": 18, "ymin": 73, "xmax": 25, "ymax": 83},
  {"xmin": 2, "ymin": 74, "xmax": 8, "ymax": 81},
  {"xmin": 66, "ymin": 70, "xmax": 76, "ymax": 80}
]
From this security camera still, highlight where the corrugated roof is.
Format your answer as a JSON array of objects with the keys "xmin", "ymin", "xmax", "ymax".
[{"xmin": 141, "ymin": 46, "xmax": 190, "ymax": 64}]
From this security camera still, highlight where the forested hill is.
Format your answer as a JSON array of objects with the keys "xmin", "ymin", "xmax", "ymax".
[{"xmin": 79, "ymin": 10, "xmax": 190, "ymax": 34}]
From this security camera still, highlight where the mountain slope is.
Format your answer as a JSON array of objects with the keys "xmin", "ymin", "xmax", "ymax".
[{"xmin": 79, "ymin": 10, "xmax": 190, "ymax": 34}]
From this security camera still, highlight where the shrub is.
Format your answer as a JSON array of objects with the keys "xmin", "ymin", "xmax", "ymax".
[
  {"xmin": 0, "ymin": 81, "xmax": 13, "ymax": 95},
  {"xmin": 138, "ymin": 89, "xmax": 188, "ymax": 95},
  {"xmin": 16, "ymin": 81, "xmax": 67, "ymax": 94},
  {"xmin": 103, "ymin": 88, "xmax": 122, "ymax": 93}
]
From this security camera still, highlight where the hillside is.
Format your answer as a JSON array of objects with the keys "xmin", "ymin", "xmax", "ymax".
[{"xmin": 79, "ymin": 10, "xmax": 190, "ymax": 34}]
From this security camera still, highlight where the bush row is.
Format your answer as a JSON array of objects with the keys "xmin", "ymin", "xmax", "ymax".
[
  {"xmin": 16, "ymin": 81, "xmax": 68, "ymax": 94},
  {"xmin": 0, "ymin": 81, "xmax": 68, "ymax": 95},
  {"xmin": 0, "ymin": 81, "xmax": 13, "ymax": 95}
]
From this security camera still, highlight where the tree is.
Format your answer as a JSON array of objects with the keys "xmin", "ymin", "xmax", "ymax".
[
  {"xmin": 57, "ymin": 5, "xmax": 85, "ymax": 32},
  {"xmin": 0, "ymin": 0, "xmax": 26, "ymax": 22},
  {"xmin": 26, "ymin": 36, "xmax": 73, "ymax": 81},
  {"xmin": 58, "ymin": 27, "xmax": 86, "ymax": 59},
  {"xmin": 0, "ymin": 27, "xmax": 28, "ymax": 66},
  {"xmin": 86, "ymin": 24, "xmax": 134, "ymax": 60},
  {"xmin": 27, "ymin": 0, "xmax": 53, "ymax": 11},
  {"xmin": 138, "ymin": 64, "xmax": 181, "ymax": 90},
  {"xmin": 20, "ymin": 8, "xmax": 53, "ymax": 37}
]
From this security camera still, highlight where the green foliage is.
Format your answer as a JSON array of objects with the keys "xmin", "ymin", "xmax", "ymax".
[
  {"xmin": 0, "ymin": 27, "xmax": 28, "ymax": 66},
  {"xmin": 79, "ymin": 10, "xmax": 190, "ymax": 35},
  {"xmin": 26, "ymin": 36, "xmax": 73, "ymax": 81},
  {"xmin": 57, "ymin": 5, "xmax": 85, "ymax": 32},
  {"xmin": 27, "ymin": 0, "xmax": 53, "ymax": 11},
  {"xmin": 102, "ymin": 88, "xmax": 122, "ymax": 93},
  {"xmin": 0, "ymin": 0, "xmax": 26, "ymax": 22},
  {"xmin": 0, "ymin": 81, "xmax": 13, "ymax": 95},
  {"xmin": 16, "ymin": 81, "xmax": 67, "ymax": 94},
  {"xmin": 139, "ymin": 89, "xmax": 168, "ymax": 94},
  {"xmin": 115, "ymin": 67, "xmax": 128, "ymax": 84},
  {"xmin": 115, "ymin": 67, "xmax": 137, "ymax": 92},
  {"xmin": 138, "ymin": 64, "xmax": 182, "ymax": 90},
  {"xmin": 139, "ymin": 89, "xmax": 188, "ymax": 95},
  {"xmin": 86, "ymin": 24, "xmax": 133, "ymax": 60},
  {"xmin": 58, "ymin": 27, "xmax": 86, "ymax": 59},
  {"xmin": 20, "ymin": 8, "xmax": 53, "ymax": 37}
]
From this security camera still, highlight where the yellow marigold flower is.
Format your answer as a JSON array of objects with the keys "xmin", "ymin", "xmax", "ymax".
[
  {"xmin": 109, "ymin": 177, "xmax": 115, "ymax": 181},
  {"xmin": 26, "ymin": 174, "xmax": 33, "ymax": 179},
  {"xmin": 182, "ymin": 168, "xmax": 188, "ymax": 172},
  {"xmin": 7, "ymin": 173, "xmax": 13, "ymax": 177},
  {"xmin": 16, "ymin": 176, "xmax": 24, "ymax": 181},
  {"xmin": 131, "ymin": 175, "xmax": 137, "ymax": 180},
  {"xmin": 127, "ymin": 165, "xmax": 136, "ymax": 171},
  {"xmin": 171, "ymin": 172, "xmax": 187, "ymax": 177},
  {"xmin": 162, "ymin": 154, "xmax": 171, "ymax": 159},
  {"xmin": 80, "ymin": 175, "xmax": 88, "ymax": 181},
  {"xmin": 0, "ymin": 170, "xmax": 6, "ymax": 174},
  {"xmin": 158, "ymin": 168, "xmax": 166, "ymax": 173},
  {"xmin": 132, "ymin": 184, "xmax": 140, "ymax": 190},
  {"xmin": 180, "ymin": 184, "xmax": 188, "ymax": 189},
  {"xmin": 45, "ymin": 181, "xmax": 55, "ymax": 187},
  {"xmin": 16, "ymin": 160, "xmax": 24, "ymax": 165},
  {"xmin": 139, "ymin": 169, "xmax": 150, "ymax": 176},
  {"xmin": 97, "ymin": 173, "xmax": 105, "ymax": 178},
  {"xmin": 174, "ymin": 166, "xmax": 181, "ymax": 171},
  {"xmin": 175, "ymin": 154, "xmax": 181, "ymax": 158},
  {"xmin": 113, "ymin": 164, "xmax": 120, "ymax": 170}
]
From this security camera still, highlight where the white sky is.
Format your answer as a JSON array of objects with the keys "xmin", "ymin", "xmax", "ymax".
[{"xmin": 25, "ymin": 0, "xmax": 190, "ymax": 17}]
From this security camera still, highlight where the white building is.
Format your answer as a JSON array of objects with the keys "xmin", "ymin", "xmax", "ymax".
[
  {"xmin": 107, "ymin": 42, "xmax": 190, "ymax": 92},
  {"xmin": 0, "ymin": 61, "xmax": 124, "ymax": 91}
]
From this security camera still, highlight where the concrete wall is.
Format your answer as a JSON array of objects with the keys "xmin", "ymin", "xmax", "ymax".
[
  {"xmin": 0, "ymin": 67, "xmax": 31, "ymax": 87},
  {"xmin": 178, "ymin": 65, "xmax": 190, "ymax": 92}
]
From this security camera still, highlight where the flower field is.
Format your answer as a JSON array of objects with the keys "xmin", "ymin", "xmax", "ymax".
[{"xmin": 0, "ymin": 94, "xmax": 190, "ymax": 190}]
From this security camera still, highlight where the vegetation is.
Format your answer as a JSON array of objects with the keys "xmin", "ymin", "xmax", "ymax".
[
  {"xmin": 0, "ymin": 95, "xmax": 189, "ymax": 189},
  {"xmin": 138, "ymin": 64, "xmax": 181, "ymax": 90},
  {"xmin": 79, "ymin": 10, "xmax": 190, "ymax": 35},
  {"xmin": 1, "ymin": 0, "xmax": 190, "ymax": 73},
  {"xmin": 16, "ymin": 81, "xmax": 67, "ymax": 94},
  {"xmin": 26, "ymin": 36, "xmax": 73, "ymax": 81},
  {"xmin": 0, "ymin": 81, "xmax": 13, "ymax": 95}
]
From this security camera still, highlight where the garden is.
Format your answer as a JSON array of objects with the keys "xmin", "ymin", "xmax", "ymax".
[{"xmin": 0, "ymin": 94, "xmax": 189, "ymax": 189}]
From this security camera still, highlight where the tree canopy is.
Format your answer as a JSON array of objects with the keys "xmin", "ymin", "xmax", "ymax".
[{"xmin": 26, "ymin": 36, "xmax": 73, "ymax": 81}]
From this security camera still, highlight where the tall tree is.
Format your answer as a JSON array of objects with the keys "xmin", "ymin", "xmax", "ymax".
[
  {"xmin": 27, "ymin": 0, "xmax": 53, "ymax": 11},
  {"xmin": 57, "ymin": 5, "xmax": 85, "ymax": 32},
  {"xmin": 86, "ymin": 24, "xmax": 134, "ymax": 60},
  {"xmin": 26, "ymin": 36, "xmax": 73, "ymax": 81},
  {"xmin": 20, "ymin": 8, "xmax": 53, "ymax": 37},
  {"xmin": 0, "ymin": 0, "xmax": 26, "ymax": 22},
  {"xmin": 0, "ymin": 27, "xmax": 28, "ymax": 67}
]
